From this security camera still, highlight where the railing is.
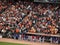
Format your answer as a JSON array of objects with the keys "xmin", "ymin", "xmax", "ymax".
[
  {"xmin": 18, "ymin": 32, "xmax": 60, "ymax": 44},
  {"xmin": 25, "ymin": 32, "xmax": 60, "ymax": 37}
]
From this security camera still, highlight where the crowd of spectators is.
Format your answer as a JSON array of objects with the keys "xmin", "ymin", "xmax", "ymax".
[
  {"xmin": 0, "ymin": 0, "xmax": 12, "ymax": 14},
  {"xmin": 0, "ymin": 0, "xmax": 60, "ymax": 38}
]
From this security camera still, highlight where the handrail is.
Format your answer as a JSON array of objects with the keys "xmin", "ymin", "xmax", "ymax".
[{"xmin": 25, "ymin": 32, "xmax": 60, "ymax": 37}]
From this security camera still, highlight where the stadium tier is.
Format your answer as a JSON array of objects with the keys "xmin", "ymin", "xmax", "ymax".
[{"xmin": 0, "ymin": 0, "xmax": 60, "ymax": 44}]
